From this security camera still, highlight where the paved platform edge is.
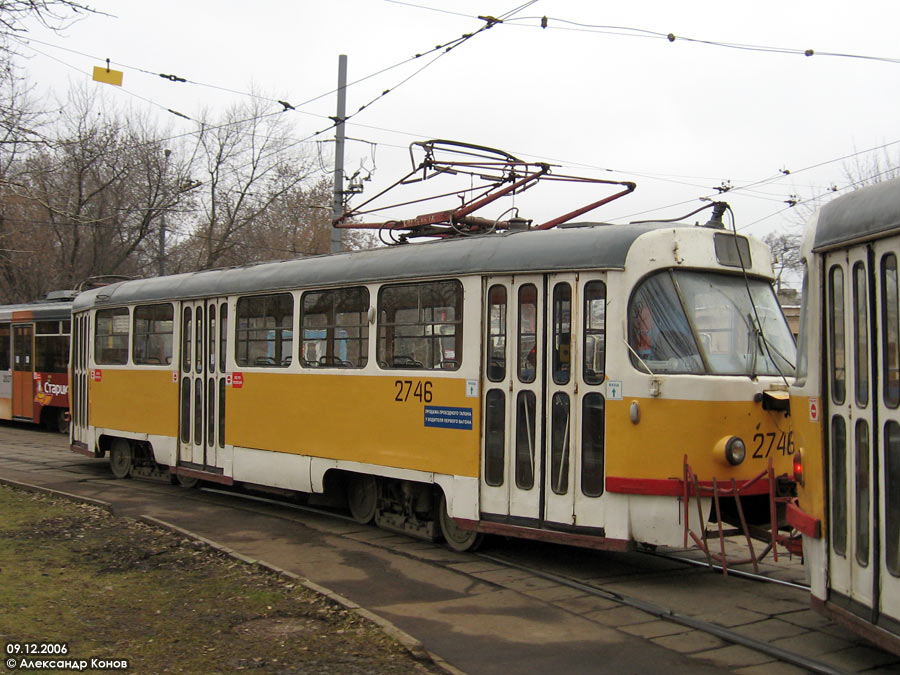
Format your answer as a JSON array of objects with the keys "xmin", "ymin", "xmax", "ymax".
[
  {"xmin": 0, "ymin": 476, "xmax": 114, "ymax": 513},
  {"xmin": 0, "ymin": 476, "xmax": 462, "ymax": 675}
]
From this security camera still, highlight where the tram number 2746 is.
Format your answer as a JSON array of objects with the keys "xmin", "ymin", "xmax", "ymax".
[
  {"xmin": 394, "ymin": 379, "xmax": 433, "ymax": 403},
  {"xmin": 751, "ymin": 431, "xmax": 794, "ymax": 458}
]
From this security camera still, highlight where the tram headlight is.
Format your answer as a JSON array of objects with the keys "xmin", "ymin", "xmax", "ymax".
[{"xmin": 714, "ymin": 435, "xmax": 746, "ymax": 466}]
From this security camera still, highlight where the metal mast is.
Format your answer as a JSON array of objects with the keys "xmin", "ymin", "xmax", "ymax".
[{"xmin": 331, "ymin": 55, "xmax": 347, "ymax": 254}]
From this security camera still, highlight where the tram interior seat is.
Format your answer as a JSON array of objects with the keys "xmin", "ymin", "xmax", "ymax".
[
  {"xmin": 391, "ymin": 355, "xmax": 423, "ymax": 368},
  {"xmin": 318, "ymin": 355, "xmax": 353, "ymax": 367}
]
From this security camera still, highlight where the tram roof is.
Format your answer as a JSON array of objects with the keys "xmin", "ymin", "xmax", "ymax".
[
  {"xmin": 0, "ymin": 299, "xmax": 72, "ymax": 321},
  {"xmin": 814, "ymin": 176, "xmax": 900, "ymax": 251},
  {"xmin": 74, "ymin": 221, "xmax": 700, "ymax": 309}
]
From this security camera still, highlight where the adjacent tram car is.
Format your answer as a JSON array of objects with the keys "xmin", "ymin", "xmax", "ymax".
[
  {"xmin": 0, "ymin": 292, "xmax": 73, "ymax": 432},
  {"xmin": 788, "ymin": 177, "xmax": 900, "ymax": 655},
  {"xmin": 70, "ymin": 218, "xmax": 798, "ymax": 555}
]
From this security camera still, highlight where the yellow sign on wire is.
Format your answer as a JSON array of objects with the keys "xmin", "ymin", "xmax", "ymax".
[{"xmin": 92, "ymin": 66, "xmax": 123, "ymax": 87}]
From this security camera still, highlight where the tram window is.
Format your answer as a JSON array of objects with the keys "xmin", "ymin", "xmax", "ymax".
[
  {"xmin": 377, "ymin": 280, "xmax": 462, "ymax": 370},
  {"xmin": 886, "ymin": 420, "xmax": 900, "ymax": 577},
  {"xmin": 36, "ymin": 321, "xmax": 60, "ymax": 334},
  {"xmin": 301, "ymin": 287, "xmax": 369, "ymax": 368},
  {"xmin": 35, "ymin": 321, "xmax": 68, "ymax": 373},
  {"xmin": 831, "ymin": 415, "xmax": 848, "ymax": 558},
  {"xmin": 795, "ymin": 267, "xmax": 810, "ymax": 385},
  {"xmin": 180, "ymin": 378, "xmax": 190, "ymax": 443},
  {"xmin": 583, "ymin": 282, "xmax": 606, "ymax": 385},
  {"xmin": 581, "ymin": 394, "xmax": 605, "ymax": 497},
  {"xmin": 195, "ymin": 306, "xmax": 203, "ymax": 374},
  {"xmin": 207, "ymin": 377, "xmax": 215, "ymax": 448},
  {"xmin": 713, "ymin": 233, "xmax": 751, "ymax": 268},
  {"xmin": 881, "ymin": 254, "xmax": 900, "ymax": 408},
  {"xmin": 194, "ymin": 379, "xmax": 203, "ymax": 446},
  {"xmin": 852, "ymin": 263, "xmax": 869, "ymax": 407},
  {"xmin": 0, "ymin": 323, "xmax": 9, "ymax": 370},
  {"xmin": 218, "ymin": 379, "xmax": 226, "ymax": 449},
  {"xmin": 95, "ymin": 307, "xmax": 129, "ymax": 365},
  {"xmin": 855, "ymin": 420, "xmax": 870, "ymax": 567},
  {"xmin": 133, "ymin": 303, "xmax": 174, "ymax": 366},
  {"xmin": 484, "ymin": 389, "xmax": 505, "ymax": 487},
  {"xmin": 219, "ymin": 303, "xmax": 228, "ymax": 373},
  {"xmin": 552, "ymin": 283, "xmax": 572, "ymax": 385},
  {"xmin": 235, "ymin": 294, "xmax": 294, "ymax": 368},
  {"xmin": 515, "ymin": 391, "xmax": 536, "ymax": 489},
  {"xmin": 181, "ymin": 307, "xmax": 192, "ymax": 372},
  {"xmin": 35, "ymin": 334, "xmax": 68, "ymax": 373},
  {"xmin": 628, "ymin": 272, "xmax": 702, "ymax": 374},
  {"xmin": 208, "ymin": 305, "xmax": 216, "ymax": 373},
  {"xmin": 517, "ymin": 284, "xmax": 538, "ymax": 383},
  {"xmin": 13, "ymin": 325, "xmax": 32, "ymax": 370},
  {"xmin": 550, "ymin": 392, "xmax": 570, "ymax": 495},
  {"xmin": 829, "ymin": 266, "xmax": 847, "ymax": 405},
  {"xmin": 486, "ymin": 285, "xmax": 507, "ymax": 382}
]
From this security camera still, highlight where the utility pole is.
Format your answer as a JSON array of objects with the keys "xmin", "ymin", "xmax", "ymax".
[{"xmin": 331, "ymin": 54, "xmax": 348, "ymax": 254}]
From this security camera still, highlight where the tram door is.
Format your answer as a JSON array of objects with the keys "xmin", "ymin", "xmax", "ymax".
[
  {"xmin": 544, "ymin": 274, "xmax": 578, "ymax": 525},
  {"xmin": 824, "ymin": 249, "xmax": 875, "ymax": 610},
  {"xmin": 872, "ymin": 242, "xmax": 900, "ymax": 628},
  {"xmin": 71, "ymin": 313, "xmax": 91, "ymax": 445},
  {"xmin": 12, "ymin": 324, "xmax": 33, "ymax": 419},
  {"xmin": 480, "ymin": 275, "xmax": 544, "ymax": 522},
  {"xmin": 178, "ymin": 299, "xmax": 227, "ymax": 470}
]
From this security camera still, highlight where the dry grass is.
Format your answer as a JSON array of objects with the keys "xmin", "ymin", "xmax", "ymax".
[{"xmin": 0, "ymin": 485, "xmax": 437, "ymax": 673}]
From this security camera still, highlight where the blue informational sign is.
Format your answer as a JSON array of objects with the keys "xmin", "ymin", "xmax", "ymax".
[{"xmin": 424, "ymin": 406, "xmax": 473, "ymax": 430}]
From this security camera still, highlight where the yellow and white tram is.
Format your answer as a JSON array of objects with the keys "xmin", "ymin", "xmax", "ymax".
[
  {"xmin": 788, "ymin": 177, "xmax": 900, "ymax": 655},
  {"xmin": 70, "ymin": 218, "xmax": 797, "ymax": 554}
]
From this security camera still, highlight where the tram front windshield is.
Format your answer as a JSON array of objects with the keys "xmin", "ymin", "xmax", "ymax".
[{"xmin": 628, "ymin": 270, "xmax": 796, "ymax": 377}]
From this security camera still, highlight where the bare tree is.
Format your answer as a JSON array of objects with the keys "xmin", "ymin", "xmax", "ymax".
[
  {"xmin": 763, "ymin": 231, "xmax": 803, "ymax": 294},
  {"xmin": 842, "ymin": 147, "xmax": 900, "ymax": 189},
  {"xmin": 183, "ymin": 99, "xmax": 320, "ymax": 269},
  {"xmin": 0, "ymin": 87, "xmax": 194, "ymax": 300},
  {"xmin": 232, "ymin": 176, "xmax": 375, "ymax": 261},
  {"xmin": 0, "ymin": 1, "xmax": 99, "ymax": 149}
]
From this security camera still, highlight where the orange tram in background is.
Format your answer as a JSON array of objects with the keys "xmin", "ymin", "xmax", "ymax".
[
  {"xmin": 0, "ymin": 292, "xmax": 73, "ymax": 433},
  {"xmin": 789, "ymin": 176, "xmax": 900, "ymax": 656}
]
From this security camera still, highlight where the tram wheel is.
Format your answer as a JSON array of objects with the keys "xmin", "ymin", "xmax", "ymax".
[
  {"xmin": 176, "ymin": 473, "xmax": 199, "ymax": 489},
  {"xmin": 109, "ymin": 439, "xmax": 133, "ymax": 479},
  {"xmin": 438, "ymin": 493, "xmax": 484, "ymax": 553},
  {"xmin": 347, "ymin": 474, "xmax": 377, "ymax": 524},
  {"xmin": 169, "ymin": 470, "xmax": 199, "ymax": 488},
  {"xmin": 46, "ymin": 408, "xmax": 69, "ymax": 434}
]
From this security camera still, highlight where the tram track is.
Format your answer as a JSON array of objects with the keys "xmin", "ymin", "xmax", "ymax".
[
  {"xmin": 475, "ymin": 551, "xmax": 840, "ymax": 675},
  {"xmin": 644, "ymin": 550, "xmax": 811, "ymax": 591},
  {"xmin": 197, "ymin": 487, "xmax": 841, "ymax": 674},
  {"xmin": 0, "ymin": 450, "xmax": 856, "ymax": 674}
]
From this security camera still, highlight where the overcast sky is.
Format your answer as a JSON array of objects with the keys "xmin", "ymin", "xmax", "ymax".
[{"xmin": 16, "ymin": 0, "xmax": 900, "ymax": 245}]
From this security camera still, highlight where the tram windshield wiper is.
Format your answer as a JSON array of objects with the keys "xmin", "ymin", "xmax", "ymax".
[{"xmin": 747, "ymin": 313, "xmax": 761, "ymax": 380}]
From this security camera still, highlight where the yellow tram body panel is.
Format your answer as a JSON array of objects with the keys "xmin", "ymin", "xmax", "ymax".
[
  {"xmin": 90, "ymin": 370, "xmax": 178, "ymax": 437},
  {"xmin": 605, "ymin": 396, "xmax": 793, "ymax": 485},
  {"xmin": 788, "ymin": 395, "xmax": 826, "ymax": 523},
  {"xmin": 227, "ymin": 373, "xmax": 480, "ymax": 477}
]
